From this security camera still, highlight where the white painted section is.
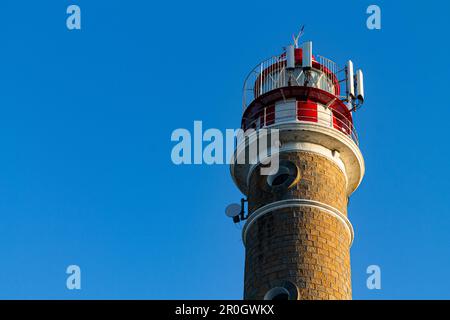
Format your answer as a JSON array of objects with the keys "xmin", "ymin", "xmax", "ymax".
[
  {"xmin": 346, "ymin": 60, "xmax": 355, "ymax": 98},
  {"xmin": 275, "ymin": 99, "xmax": 296, "ymax": 123},
  {"xmin": 245, "ymin": 141, "xmax": 348, "ymax": 191},
  {"xmin": 242, "ymin": 199, "xmax": 354, "ymax": 247},
  {"xmin": 280, "ymin": 142, "xmax": 347, "ymax": 177},
  {"xmin": 230, "ymin": 121, "xmax": 365, "ymax": 196},
  {"xmin": 286, "ymin": 45, "xmax": 295, "ymax": 69},
  {"xmin": 317, "ymin": 104, "xmax": 333, "ymax": 127},
  {"xmin": 356, "ymin": 69, "xmax": 364, "ymax": 102},
  {"xmin": 255, "ymin": 116, "xmax": 261, "ymax": 129},
  {"xmin": 302, "ymin": 41, "xmax": 313, "ymax": 68},
  {"xmin": 271, "ymin": 101, "xmax": 334, "ymax": 129}
]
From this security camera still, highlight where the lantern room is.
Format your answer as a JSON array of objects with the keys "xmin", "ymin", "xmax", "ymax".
[{"xmin": 241, "ymin": 41, "xmax": 364, "ymax": 145}]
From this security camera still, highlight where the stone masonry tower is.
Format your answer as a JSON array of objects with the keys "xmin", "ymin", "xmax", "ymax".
[{"xmin": 229, "ymin": 39, "xmax": 365, "ymax": 300}]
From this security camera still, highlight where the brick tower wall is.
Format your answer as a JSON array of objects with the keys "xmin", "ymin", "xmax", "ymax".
[{"xmin": 243, "ymin": 151, "xmax": 352, "ymax": 300}]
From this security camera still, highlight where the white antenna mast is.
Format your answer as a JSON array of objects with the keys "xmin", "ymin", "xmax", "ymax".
[{"xmin": 292, "ymin": 25, "xmax": 305, "ymax": 48}]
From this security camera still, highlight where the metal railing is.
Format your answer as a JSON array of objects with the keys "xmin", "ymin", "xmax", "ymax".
[
  {"xmin": 316, "ymin": 54, "xmax": 339, "ymax": 78},
  {"xmin": 242, "ymin": 106, "xmax": 358, "ymax": 145},
  {"xmin": 243, "ymin": 55, "xmax": 287, "ymax": 110},
  {"xmin": 242, "ymin": 53, "xmax": 344, "ymax": 111}
]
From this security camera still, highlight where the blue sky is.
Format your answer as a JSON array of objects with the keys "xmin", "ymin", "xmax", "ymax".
[{"xmin": 0, "ymin": 0, "xmax": 449, "ymax": 299}]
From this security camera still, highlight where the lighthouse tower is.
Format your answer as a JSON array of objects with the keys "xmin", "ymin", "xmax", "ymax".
[{"xmin": 229, "ymin": 39, "xmax": 365, "ymax": 300}]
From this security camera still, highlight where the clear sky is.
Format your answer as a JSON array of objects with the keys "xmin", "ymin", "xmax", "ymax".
[{"xmin": 0, "ymin": 0, "xmax": 449, "ymax": 299}]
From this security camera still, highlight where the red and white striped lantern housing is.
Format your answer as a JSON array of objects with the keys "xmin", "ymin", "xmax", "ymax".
[
  {"xmin": 241, "ymin": 41, "xmax": 364, "ymax": 145},
  {"xmin": 232, "ymin": 40, "xmax": 365, "ymax": 196}
]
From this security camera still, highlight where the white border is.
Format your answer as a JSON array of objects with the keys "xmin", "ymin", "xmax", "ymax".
[
  {"xmin": 246, "ymin": 142, "xmax": 348, "ymax": 190},
  {"xmin": 242, "ymin": 199, "xmax": 354, "ymax": 247}
]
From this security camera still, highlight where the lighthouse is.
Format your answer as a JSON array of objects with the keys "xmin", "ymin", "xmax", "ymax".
[{"xmin": 228, "ymin": 37, "xmax": 365, "ymax": 300}]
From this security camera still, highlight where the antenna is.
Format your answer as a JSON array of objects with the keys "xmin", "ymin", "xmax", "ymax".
[
  {"xmin": 286, "ymin": 45, "xmax": 295, "ymax": 69},
  {"xmin": 292, "ymin": 25, "xmax": 305, "ymax": 48},
  {"xmin": 346, "ymin": 60, "xmax": 355, "ymax": 100},
  {"xmin": 225, "ymin": 199, "xmax": 248, "ymax": 223},
  {"xmin": 302, "ymin": 41, "xmax": 312, "ymax": 69},
  {"xmin": 355, "ymin": 69, "xmax": 364, "ymax": 102},
  {"xmin": 225, "ymin": 203, "xmax": 241, "ymax": 218},
  {"xmin": 225, "ymin": 203, "xmax": 242, "ymax": 223}
]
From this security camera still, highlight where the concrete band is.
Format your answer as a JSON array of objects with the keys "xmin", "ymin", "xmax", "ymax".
[
  {"xmin": 230, "ymin": 122, "xmax": 365, "ymax": 196},
  {"xmin": 245, "ymin": 142, "xmax": 349, "ymax": 190},
  {"xmin": 242, "ymin": 198, "xmax": 354, "ymax": 247}
]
